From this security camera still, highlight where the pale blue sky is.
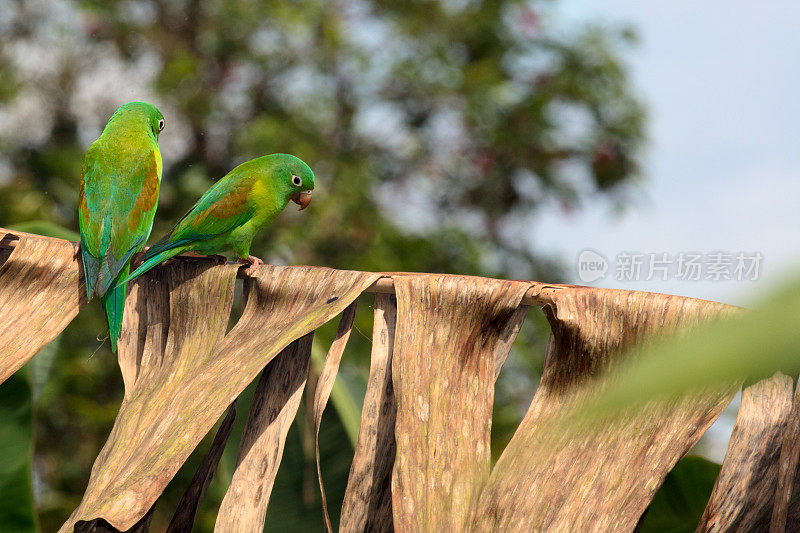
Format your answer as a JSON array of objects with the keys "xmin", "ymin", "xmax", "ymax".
[{"xmin": 534, "ymin": 1, "xmax": 800, "ymax": 306}]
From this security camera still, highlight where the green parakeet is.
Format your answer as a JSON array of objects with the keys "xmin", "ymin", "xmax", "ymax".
[
  {"xmin": 120, "ymin": 153, "xmax": 314, "ymax": 284},
  {"xmin": 78, "ymin": 101, "xmax": 165, "ymax": 352}
]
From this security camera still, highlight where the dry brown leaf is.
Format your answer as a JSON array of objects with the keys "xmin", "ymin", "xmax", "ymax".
[
  {"xmin": 778, "ymin": 381, "xmax": 800, "ymax": 533},
  {"xmin": 391, "ymin": 274, "xmax": 532, "ymax": 532},
  {"xmin": 215, "ymin": 333, "xmax": 314, "ymax": 532},
  {"xmin": 62, "ymin": 261, "xmax": 237, "ymax": 533},
  {"xmin": 696, "ymin": 373, "xmax": 793, "ymax": 532},
  {"xmin": 61, "ymin": 264, "xmax": 380, "ymax": 531},
  {"xmin": 0, "ymin": 230, "xmax": 87, "ymax": 384},
  {"xmin": 472, "ymin": 287, "xmax": 737, "ymax": 531},
  {"xmin": 340, "ymin": 293, "xmax": 397, "ymax": 533},
  {"xmin": 772, "ymin": 379, "xmax": 800, "ymax": 533},
  {"xmin": 118, "ymin": 262, "xmax": 171, "ymax": 398},
  {"xmin": 493, "ymin": 305, "xmax": 528, "ymax": 381},
  {"xmin": 1, "ymin": 230, "xmax": 762, "ymax": 532},
  {"xmin": 167, "ymin": 400, "xmax": 238, "ymax": 533},
  {"xmin": 312, "ymin": 301, "xmax": 358, "ymax": 532}
]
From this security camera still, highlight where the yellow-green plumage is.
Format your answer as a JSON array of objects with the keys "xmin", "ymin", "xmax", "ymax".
[
  {"xmin": 78, "ymin": 101, "xmax": 165, "ymax": 352},
  {"xmin": 120, "ymin": 153, "xmax": 314, "ymax": 285}
]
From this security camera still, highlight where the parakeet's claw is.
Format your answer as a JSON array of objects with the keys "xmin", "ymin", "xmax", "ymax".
[
  {"xmin": 237, "ymin": 255, "xmax": 264, "ymax": 276},
  {"xmin": 290, "ymin": 189, "xmax": 313, "ymax": 210},
  {"xmin": 72, "ymin": 242, "xmax": 81, "ymax": 259}
]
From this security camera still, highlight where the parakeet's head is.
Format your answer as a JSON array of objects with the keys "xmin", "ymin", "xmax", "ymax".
[
  {"xmin": 107, "ymin": 101, "xmax": 165, "ymax": 140},
  {"xmin": 267, "ymin": 153, "xmax": 315, "ymax": 211}
]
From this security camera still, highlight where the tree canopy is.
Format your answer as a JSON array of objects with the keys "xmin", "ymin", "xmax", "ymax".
[{"xmin": 0, "ymin": 0, "xmax": 643, "ymax": 278}]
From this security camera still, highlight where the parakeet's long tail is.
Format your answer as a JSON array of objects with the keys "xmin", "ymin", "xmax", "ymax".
[
  {"xmin": 117, "ymin": 245, "xmax": 187, "ymax": 286},
  {"xmin": 101, "ymin": 264, "xmax": 129, "ymax": 353}
]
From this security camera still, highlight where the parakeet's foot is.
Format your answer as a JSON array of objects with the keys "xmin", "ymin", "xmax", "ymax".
[
  {"xmin": 237, "ymin": 255, "xmax": 264, "ymax": 276},
  {"xmin": 72, "ymin": 242, "xmax": 81, "ymax": 259}
]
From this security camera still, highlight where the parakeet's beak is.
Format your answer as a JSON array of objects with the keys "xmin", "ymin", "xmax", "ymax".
[{"xmin": 291, "ymin": 190, "xmax": 313, "ymax": 211}]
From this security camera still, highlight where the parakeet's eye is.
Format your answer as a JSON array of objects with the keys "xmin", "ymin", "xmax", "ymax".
[
  {"xmin": 291, "ymin": 175, "xmax": 302, "ymax": 187},
  {"xmin": 158, "ymin": 119, "xmax": 165, "ymax": 131}
]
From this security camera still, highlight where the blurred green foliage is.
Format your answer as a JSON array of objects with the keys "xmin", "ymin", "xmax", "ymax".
[
  {"xmin": 579, "ymin": 276, "xmax": 800, "ymax": 419},
  {"xmin": 0, "ymin": 0, "xmax": 645, "ymax": 530},
  {"xmin": 639, "ymin": 456, "xmax": 721, "ymax": 533},
  {"xmin": 0, "ymin": 371, "xmax": 38, "ymax": 533}
]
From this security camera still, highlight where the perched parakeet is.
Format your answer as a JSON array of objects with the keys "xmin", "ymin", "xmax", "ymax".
[
  {"xmin": 78, "ymin": 101, "xmax": 165, "ymax": 352},
  {"xmin": 120, "ymin": 153, "xmax": 314, "ymax": 284}
]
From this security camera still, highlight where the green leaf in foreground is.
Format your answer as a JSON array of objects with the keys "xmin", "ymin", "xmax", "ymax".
[
  {"xmin": 638, "ymin": 456, "xmax": 721, "ymax": 533},
  {"xmin": 583, "ymin": 275, "xmax": 800, "ymax": 419},
  {"xmin": 0, "ymin": 370, "xmax": 38, "ymax": 533}
]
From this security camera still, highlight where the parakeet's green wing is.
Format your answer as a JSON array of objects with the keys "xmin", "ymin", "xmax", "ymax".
[
  {"xmin": 79, "ymin": 142, "xmax": 162, "ymax": 296},
  {"xmin": 121, "ymin": 173, "xmax": 256, "ymax": 284},
  {"xmin": 167, "ymin": 173, "xmax": 256, "ymax": 246}
]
